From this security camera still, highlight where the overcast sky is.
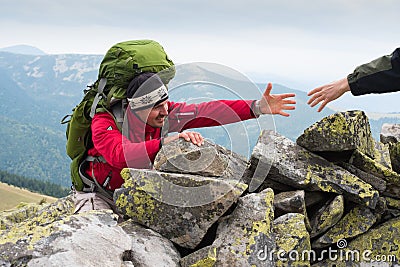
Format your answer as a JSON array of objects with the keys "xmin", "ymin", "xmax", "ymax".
[{"xmin": 1, "ymin": 0, "xmax": 399, "ymax": 112}]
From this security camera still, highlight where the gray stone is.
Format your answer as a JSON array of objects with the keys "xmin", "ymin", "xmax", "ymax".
[
  {"xmin": 380, "ymin": 123, "xmax": 400, "ymax": 143},
  {"xmin": 349, "ymin": 149, "xmax": 400, "ymax": 186},
  {"xmin": 154, "ymin": 138, "xmax": 247, "ymax": 179},
  {"xmin": 338, "ymin": 162, "xmax": 387, "ymax": 193},
  {"xmin": 389, "ymin": 143, "xmax": 400, "ymax": 174},
  {"xmin": 374, "ymin": 140, "xmax": 393, "ymax": 170},
  {"xmin": 320, "ymin": 216, "xmax": 400, "ymax": 266},
  {"xmin": 212, "ymin": 188, "xmax": 276, "ymax": 266},
  {"xmin": 119, "ymin": 220, "xmax": 181, "ymax": 267},
  {"xmin": 274, "ymin": 190, "xmax": 311, "ymax": 231},
  {"xmin": 247, "ymin": 130, "xmax": 379, "ymax": 209},
  {"xmin": 180, "ymin": 246, "xmax": 217, "ymax": 267},
  {"xmin": 312, "ymin": 205, "xmax": 377, "ymax": 249},
  {"xmin": 0, "ymin": 210, "xmax": 131, "ymax": 267},
  {"xmin": 273, "ymin": 213, "xmax": 311, "ymax": 267},
  {"xmin": 381, "ymin": 124, "xmax": 400, "ymax": 174},
  {"xmin": 309, "ymin": 195, "xmax": 344, "ymax": 238},
  {"xmin": 296, "ymin": 110, "xmax": 375, "ymax": 158},
  {"xmin": 114, "ymin": 168, "xmax": 247, "ymax": 249}
]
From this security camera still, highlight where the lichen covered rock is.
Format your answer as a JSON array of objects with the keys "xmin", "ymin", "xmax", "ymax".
[
  {"xmin": 180, "ymin": 246, "xmax": 217, "ymax": 267},
  {"xmin": 349, "ymin": 149, "xmax": 400, "ymax": 186},
  {"xmin": 247, "ymin": 130, "xmax": 379, "ymax": 208},
  {"xmin": 374, "ymin": 140, "xmax": 393, "ymax": 170},
  {"xmin": 312, "ymin": 205, "xmax": 377, "ymax": 249},
  {"xmin": 0, "ymin": 206, "xmax": 133, "ymax": 266},
  {"xmin": 273, "ymin": 213, "xmax": 311, "ymax": 267},
  {"xmin": 0, "ymin": 196, "xmax": 74, "ymax": 253},
  {"xmin": 274, "ymin": 190, "xmax": 311, "ymax": 231},
  {"xmin": 296, "ymin": 110, "xmax": 375, "ymax": 158},
  {"xmin": 322, "ymin": 216, "xmax": 400, "ymax": 266},
  {"xmin": 114, "ymin": 168, "xmax": 247, "ymax": 249},
  {"xmin": 309, "ymin": 195, "xmax": 344, "ymax": 238},
  {"xmin": 213, "ymin": 188, "xmax": 275, "ymax": 266}
]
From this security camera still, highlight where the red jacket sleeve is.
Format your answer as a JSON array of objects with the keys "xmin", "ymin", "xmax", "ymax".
[
  {"xmin": 167, "ymin": 100, "xmax": 257, "ymax": 132},
  {"xmin": 91, "ymin": 113, "xmax": 161, "ymax": 169}
]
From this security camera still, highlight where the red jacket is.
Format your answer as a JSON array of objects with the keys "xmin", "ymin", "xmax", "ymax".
[{"xmin": 86, "ymin": 100, "xmax": 257, "ymax": 190}]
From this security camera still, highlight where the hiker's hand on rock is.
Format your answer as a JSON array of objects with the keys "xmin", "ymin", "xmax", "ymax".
[
  {"xmin": 307, "ymin": 78, "xmax": 351, "ymax": 112},
  {"xmin": 178, "ymin": 131, "xmax": 204, "ymax": 146},
  {"xmin": 259, "ymin": 83, "xmax": 296, "ymax": 117},
  {"xmin": 163, "ymin": 131, "xmax": 204, "ymax": 146}
]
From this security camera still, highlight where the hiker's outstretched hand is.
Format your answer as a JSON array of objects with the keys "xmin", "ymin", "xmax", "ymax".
[
  {"xmin": 259, "ymin": 83, "xmax": 296, "ymax": 116},
  {"xmin": 307, "ymin": 78, "xmax": 351, "ymax": 112}
]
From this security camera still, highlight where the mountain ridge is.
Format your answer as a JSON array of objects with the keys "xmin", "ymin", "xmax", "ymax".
[{"xmin": 0, "ymin": 50, "xmax": 398, "ymax": 187}]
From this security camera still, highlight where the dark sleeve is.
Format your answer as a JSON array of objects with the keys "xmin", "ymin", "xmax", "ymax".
[{"xmin": 347, "ymin": 48, "xmax": 400, "ymax": 96}]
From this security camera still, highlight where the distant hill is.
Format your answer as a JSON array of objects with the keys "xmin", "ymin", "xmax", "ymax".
[
  {"xmin": 0, "ymin": 45, "xmax": 47, "ymax": 55},
  {"xmin": 0, "ymin": 182, "xmax": 57, "ymax": 211},
  {"xmin": 0, "ymin": 52, "xmax": 398, "ymax": 187}
]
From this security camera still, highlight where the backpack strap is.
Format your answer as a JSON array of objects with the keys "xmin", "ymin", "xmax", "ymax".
[
  {"xmin": 111, "ymin": 99, "xmax": 127, "ymax": 131},
  {"xmin": 78, "ymin": 156, "xmax": 114, "ymax": 200},
  {"xmin": 90, "ymin": 78, "xmax": 107, "ymax": 118}
]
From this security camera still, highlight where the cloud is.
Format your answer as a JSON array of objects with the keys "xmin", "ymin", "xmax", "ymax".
[{"xmin": 1, "ymin": 0, "xmax": 399, "ymax": 92}]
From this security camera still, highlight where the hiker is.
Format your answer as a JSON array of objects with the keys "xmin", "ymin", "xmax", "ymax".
[
  {"xmin": 86, "ymin": 72, "xmax": 296, "ymax": 191},
  {"xmin": 307, "ymin": 47, "xmax": 400, "ymax": 112},
  {"xmin": 68, "ymin": 40, "xmax": 296, "ymax": 213}
]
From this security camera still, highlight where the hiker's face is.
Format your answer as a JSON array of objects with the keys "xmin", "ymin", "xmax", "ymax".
[{"xmin": 136, "ymin": 101, "xmax": 169, "ymax": 128}]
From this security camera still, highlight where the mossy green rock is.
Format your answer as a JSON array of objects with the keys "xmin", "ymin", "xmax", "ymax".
[
  {"xmin": 247, "ymin": 130, "xmax": 379, "ymax": 208},
  {"xmin": 309, "ymin": 195, "xmax": 344, "ymax": 238},
  {"xmin": 312, "ymin": 205, "xmax": 377, "ymax": 249},
  {"xmin": 388, "ymin": 142, "xmax": 400, "ymax": 174},
  {"xmin": 319, "ymin": 216, "xmax": 400, "ymax": 266},
  {"xmin": 0, "ymin": 202, "xmax": 44, "ymax": 230},
  {"xmin": 180, "ymin": 246, "xmax": 217, "ymax": 267},
  {"xmin": 154, "ymin": 138, "xmax": 247, "ymax": 179},
  {"xmin": 350, "ymin": 149, "xmax": 400, "ymax": 186},
  {"xmin": 274, "ymin": 213, "xmax": 311, "ymax": 267},
  {"xmin": 212, "ymin": 188, "xmax": 275, "ymax": 266},
  {"xmin": 296, "ymin": 110, "xmax": 375, "ymax": 158},
  {"xmin": 374, "ymin": 140, "xmax": 393, "ymax": 170},
  {"xmin": 114, "ymin": 168, "xmax": 247, "ymax": 249},
  {"xmin": 338, "ymin": 162, "xmax": 387, "ymax": 193}
]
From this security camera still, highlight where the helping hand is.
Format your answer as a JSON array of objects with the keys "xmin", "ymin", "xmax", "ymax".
[
  {"xmin": 307, "ymin": 78, "xmax": 351, "ymax": 112},
  {"xmin": 259, "ymin": 83, "xmax": 296, "ymax": 116}
]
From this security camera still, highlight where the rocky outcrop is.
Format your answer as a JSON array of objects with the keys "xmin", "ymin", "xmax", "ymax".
[
  {"xmin": 114, "ymin": 168, "xmax": 247, "ymax": 249},
  {"xmin": 1, "ymin": 112, "xmax": 399, "ymax": 266}
]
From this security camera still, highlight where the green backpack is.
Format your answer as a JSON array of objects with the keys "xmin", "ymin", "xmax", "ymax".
[{"xmin": 61, "ymin": 40, "xmax": 175, "ymax": 191}]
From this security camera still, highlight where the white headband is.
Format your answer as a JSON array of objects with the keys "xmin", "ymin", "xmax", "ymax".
[{"xmin": 127, "ymin": 85, "xmax": 168, "ymax": 110}]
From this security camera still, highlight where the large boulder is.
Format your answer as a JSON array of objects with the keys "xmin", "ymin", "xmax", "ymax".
[
  {"xmin": 114, "ymin": 168, "xmax": 247, "ymax": 249},
  {"xmin": 246, "ymin": 130, "xmax": 379, "ymax": 208},
  {"xmin": 312, "ymin": 205, "xmax": 377, "ymax": 249},
  {"xmin": 213, "ymin": 188, "xmax": 275, "ymax": 266},
  {"xmin": 154, "ymin": 138, "xmax": 247, "ymax": 179},
  {"xmin": 296, "ymin": 110, "xmax": 375, "ymax": 158},
  {"xmin": 273, "ymin": 213, "xmax": 311, "ymax": 267},
  {"xmin": 309, "ymin": 195, "xmax": 344, "ymax": 238},
  {"xmin": 380, "ymin": 123, "xmax": 400, "ymax": 174},
  {"xmin": 349, "ymin": 149, "xmax": 400, "ymax": 186}
]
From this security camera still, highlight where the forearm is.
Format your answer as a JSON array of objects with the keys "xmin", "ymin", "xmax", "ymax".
[
  {"xmin": 348, "ymin": 48, "xmax": 400, "ymax": 96},
  {"xmin": 168, "ymin": 100, "xmax": 256, "ymax": 132}
]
